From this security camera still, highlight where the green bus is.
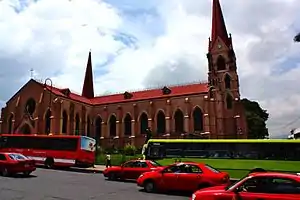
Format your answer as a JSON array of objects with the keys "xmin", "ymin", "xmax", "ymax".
[{"xmin": 145, "ymin": 139, "xmax": 300, "ymax": 178}]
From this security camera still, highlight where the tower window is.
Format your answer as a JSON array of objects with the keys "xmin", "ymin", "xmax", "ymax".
[
  {"xmin": 226, "ymin": 94, "xmax": 233, "ymax": 109},
  {"xmin": 217, "ymin": 56, "xmax": 226, "ymax": 71},
  {"xmin": 224, "ymin": 74, "xmax": 231, "ymax": 89}
]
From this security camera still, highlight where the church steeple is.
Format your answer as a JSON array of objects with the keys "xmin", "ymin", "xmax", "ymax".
[
  {"xmin": 81, "ymin": 51, "xmax": 94, "ymax": 99},
  {"xmin": 209, "ymin": 0, "xmax": 231, "ymax": 50}
]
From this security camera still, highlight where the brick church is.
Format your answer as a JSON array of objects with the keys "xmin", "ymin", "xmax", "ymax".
[{"xmin": 0, "ymin": 0, "xmax": 247, "ymax": 148}]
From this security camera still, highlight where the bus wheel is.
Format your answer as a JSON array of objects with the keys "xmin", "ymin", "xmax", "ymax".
[{"xmin": 45, "ymin": 158, "xmax": 54, "ymax": 169}]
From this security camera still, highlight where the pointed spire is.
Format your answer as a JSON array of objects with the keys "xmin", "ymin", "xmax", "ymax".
[
  {"xmin": 210, "ymin": 0, "xmax": 230, "ymax": 47},
  {"xmin": 81, "ymin": 51, "xmax": 95, "ymax": 99}
]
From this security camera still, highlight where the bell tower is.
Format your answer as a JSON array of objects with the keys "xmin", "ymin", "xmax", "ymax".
[{"xmin": 206, "ymin": 0, "xmax": 244, "ymax": 138}]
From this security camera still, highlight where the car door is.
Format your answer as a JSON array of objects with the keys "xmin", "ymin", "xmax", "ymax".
[
  {"xmin": 177, "ymin": 164, "xmax": 203, "ymax": 191},
  {"xmin": 160, "ymin": 165, "xmax": 182, "ymax": 191},
  {"xmin": 131, "ymin": 161, "xmax": 150, "ymax": 179},
  {"xmin": 121, "ymin": 161, "xmax": 138, "ymax": 179}
]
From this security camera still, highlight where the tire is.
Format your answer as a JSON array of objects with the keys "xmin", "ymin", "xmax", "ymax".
[
  {"xmin": 23, "ymin": 171, "xmax": 31, "ymax": 176},
  {"xmin": 144, "ymin": 180, "xmax": 156, "ymax": 193},
  {"xmin": 2, "ymin": 167, "xmax": 9, "ymax": 177},
  {"xmin": 45, "ymin": 158, "xmax": 54, "ymax": 169},
  {"xmin": 108, "ymin": 173, "xmax": 117, "ymax": 181}
]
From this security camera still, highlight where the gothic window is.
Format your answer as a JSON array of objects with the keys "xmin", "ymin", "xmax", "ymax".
[
  {"xmin": 25, "ymin": 98, "xmax": 36, "ymax": 115},
  {"xmin": 45, "ymin": 109, "xmax": 51, "ymax": 134},
  {"xmin": 193, "ymin": 107, "xmax": 203, "ymax": 132},
  {"xmin": 174, "ymin": 109, "xmax": 184, "ymax": 133},
  {"xmin": 217, "ymin": 56, "xmax": 226, "ymax": 71},
  {"xmin": 87, "ymin": 116, "xmax": 91, "ymax": 137},
  {"xmin": 62, "ymin": 110, "xmax": 68, "ymax": 134},
  {"xmin": 75, "ymin": 113, "xmax": 80, "ymax": 135},
  {"xmin": 224, "ymin": 74, "xmax": 231, "ymax": 89},
  {"xmin": 8, "ymin": 114, "xmax": 14, "ymax": 134},
  {"xmin": 20, "ymin": 123, "xmax": 31, "ymax": 134},
  {"xmin": 156, "ymin": 111, "xmax": 166, "ymax": 134},
  {"xmin": 226, "ymin": 94, "xmax": 233, "ymax": 109},
  {"xmin": 95, "ymin": 116, "xmax": 102, "ymax": 142},
  {"xmin": 140, "ymin": 113, "xmax": 148, "ymax": 134},
  {"xmin": 124, "ymin": 114, "xmax": 132, "ymax": 136},
  {"xmin": 109, "ymin": 115, "xmax": 117, "ymax": 137}
]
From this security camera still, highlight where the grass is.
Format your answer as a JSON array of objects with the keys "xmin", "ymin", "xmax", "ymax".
[{"xmin": 95, "ymin": 154, "xmax": 300, "ymax": 179}]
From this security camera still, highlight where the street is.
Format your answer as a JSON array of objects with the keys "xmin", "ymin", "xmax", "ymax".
[{"xmin": 0, "ymin": 168, "xmax": 189, "ymax": 200}]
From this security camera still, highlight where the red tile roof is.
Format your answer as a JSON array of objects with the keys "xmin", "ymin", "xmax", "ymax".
[{"xmin": 39, "ymin": 80, "xmax": 209, "ymax": 105}]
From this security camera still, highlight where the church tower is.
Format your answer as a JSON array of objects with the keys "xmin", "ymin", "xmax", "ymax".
[
  {"xmin": 82, "ymin": 51, "xmax": 95, "ymax": 99},
  {"xmin": 207, "ymin": 0, "xmax": 246, "ymax": 138}
]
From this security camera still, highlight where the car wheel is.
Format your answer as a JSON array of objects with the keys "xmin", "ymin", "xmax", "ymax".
[
  {"xmin": 2, "ymin": 168, "xmax": 9, "ymax": 177},
  {"xmin": 108, "ymin": 173, "xmax": 117, "ymax": 181},
  {"xmin": 45, "ymin": 158, "xmax": 54, "ymax": 169},
  {"xmin": 144, "ymin": 180, "xmax": 156, "ymax": 193},
  {"xmin": 23, "ymin": 171, "xmax": 31, "ymax": 176}
]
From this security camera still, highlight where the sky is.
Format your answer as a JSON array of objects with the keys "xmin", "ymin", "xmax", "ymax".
[{"xmin": 0, "ymin": 0, "xmax": 300, "ymax": 138}]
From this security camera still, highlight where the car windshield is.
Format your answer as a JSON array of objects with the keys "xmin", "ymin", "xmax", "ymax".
[
  {"xmin": 9, "ymin": 153, "xmax": 27, "ymax": 160},
  {"xmin": 225, "ymin": 175, "xmax": 249, "ymax": 191},
  {"xmin": 205, "ymin": 164, "xmax": 220, "ymax": 173},
  {"xmin": 149, "ymin": 160, "xmax": 162, "ymax": 167}
]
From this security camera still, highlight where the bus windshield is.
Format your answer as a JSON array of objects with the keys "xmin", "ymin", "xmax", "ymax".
[{"xmin": 80, "ymin": 137, "xmax": 96, "ymax": 152}]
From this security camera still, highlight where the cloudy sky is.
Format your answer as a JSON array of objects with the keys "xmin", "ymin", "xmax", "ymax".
[{"xmin": 0, "ymin": 0, "xmax": 300, "ymax": 137}]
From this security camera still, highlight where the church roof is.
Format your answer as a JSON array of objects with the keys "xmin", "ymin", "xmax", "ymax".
[{"xmin": 42, "ymin": 81, "xmax": 209, "ymax": 105}]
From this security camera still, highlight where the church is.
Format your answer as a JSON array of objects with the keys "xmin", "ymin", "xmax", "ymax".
[{"xmin": 0, "ymin": 0, "xmax": 247, "ymax": 148}]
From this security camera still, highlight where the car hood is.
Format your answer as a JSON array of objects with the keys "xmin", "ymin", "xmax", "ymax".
[
  {"xmin": 103, "ymin": 166, "xmax": 121, "ymax": 172},
  {"xmin": 195, "ymin": 185, "xmax": 227, "ymax": 194}
]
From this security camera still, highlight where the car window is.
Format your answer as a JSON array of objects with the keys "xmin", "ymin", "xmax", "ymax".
[
  {"xmin": 268, "ymin": 178, "xmax": 300, "ymax": 194},
  {"xmin": 164, "ymin": 165, "xmax": 181, "ymax": 173},
  {"xmin": 205, "ymin": 165, "xmax": 220, "ymax": 173},
  {"xmin": 137, "ymin": 162, "xmax": 149, "ymax": 168},
  {"xmin": 240, "ymin": 177, "xmax": 270, "ymax": 193},
  {"xmin": 149, "ymin": 160, "xmax": 162, "ymax": 167},
  {"xmin": 9, "ymin": 154, "xmax": 27, "ymax": 160},
  {"xmin": 188, "ymin": 165, "xmax": 203, "ymax": 173},
  {"xmin": 123, "ymin": 161, "xmax": 135, "ymax": 168},
  {"xmin": 0, "ymin": 154, "xmax": 6, "ymax": 161}
]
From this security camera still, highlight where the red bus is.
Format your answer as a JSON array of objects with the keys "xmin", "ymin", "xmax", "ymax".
[{"xmin": 0, "ymin": 134, "xmax": 96, "ymax": 168}]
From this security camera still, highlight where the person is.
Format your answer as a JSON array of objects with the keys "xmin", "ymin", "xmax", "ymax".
[{"xmin": 106, "ymin": 153, "xmax": 111, "ymax": 168}]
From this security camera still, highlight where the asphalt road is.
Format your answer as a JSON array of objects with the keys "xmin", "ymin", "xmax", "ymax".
[{"xmin": 0, "ymin": 168, "xmax": 189, "ymax": 200}]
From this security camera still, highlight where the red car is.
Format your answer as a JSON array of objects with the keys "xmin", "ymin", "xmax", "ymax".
[
  {"xmin": 103, "ymin": 159, "xmax": 163, "ymax": 180},
  {"xmin": 0, "ymin": 152, "xmax": 36, "ymax": 177},
  {"xmin": 137, "ymin": 162, "xmax": 230, "ymax": 193},
  {"xmin": 191, "ymin": 172, "xmax": 300, "ymax": 200}
]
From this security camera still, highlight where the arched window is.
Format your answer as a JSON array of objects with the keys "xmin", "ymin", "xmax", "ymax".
[
  {"xmin": 8, "ymin": 114, "xmax": 14, "ymax": 134},
  {"xmin": 45, "ymin": 109, "xmax": 51, "ymax": 134},
  {"xmin": 62, "ymin": 110, "xmax": 68, "ymax": 134},
  {"xmin": 20, "ymin": 123, "xmax": 31, "ymax": 134},
  {"xmin": 140, "ymin": 113, "xmax": 148, "ymax": 134},
  {"xmin": 217, "ymin": 56, "xmax": 226, "ymax": 71},
  {"xmin": 109, "ymin": 115, "xmax": 117, "ymax": 137},
  {"xmin": 87, "ymin": 117, "xmax": 91, "ymax": 137},
  {"xmin": 174, "ymin": 109, "xmax": 184, "ymax": 133},
  {"xmin": 124, "ymin": 114, "xmax": 132, "ymax": 136},
  {"xmin": 95, "ymin": 116, "xmax": 102, "ymax": 142},
  {"xmin": 75, "ymin": 113, "xmax": 80, "ymax": 135},
  {"xmin": 226, "ymin": 94, "xmax": 233, "ymax": 109},
  {"xmin": 25, "ymin": 98, "xmax": 36, "ymax": 115},
  {"xmin": 156, "ymin": 111, "xmax": 166, "ymax": 134},
  {"xmin": 193, "ymin": 107, "xmax": 203, "ymax": 132},
  {"xmin": 225, "ymin": 74, "xmax": 231, "ymax": 89}
]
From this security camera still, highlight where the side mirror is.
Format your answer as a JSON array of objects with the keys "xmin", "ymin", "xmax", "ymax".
[{"xmin": 234, "ymin": 186, "xmax": 242, "ymax": 193}]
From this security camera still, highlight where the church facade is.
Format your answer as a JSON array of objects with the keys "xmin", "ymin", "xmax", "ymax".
[{"xmin": 0, "ymin": 0, "xmax": 247, "ymax": 148}]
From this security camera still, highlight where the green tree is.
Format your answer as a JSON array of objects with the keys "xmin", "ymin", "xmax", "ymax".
[{"xmin": 241, "ymin": 98, "xmax": 269, "ymax": 139}]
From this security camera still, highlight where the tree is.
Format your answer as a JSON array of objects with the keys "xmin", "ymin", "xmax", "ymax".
[
  {"xmin": 241, "ymin": 98, "xmax": 269, "ymax": 139},
  {"xmin": 294, "ymin": 32, "xmax": 300, "ymax": 42}
]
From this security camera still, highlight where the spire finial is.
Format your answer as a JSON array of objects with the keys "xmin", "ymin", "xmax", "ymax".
[{"xmin": 81, "ymin": 51, "xmax": 94, "ymax": 99}]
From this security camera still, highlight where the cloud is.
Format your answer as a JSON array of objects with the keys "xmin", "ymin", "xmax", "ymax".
[{"xmin": 1, "ymin": 0, "xmax": 300, "ymax": 137}]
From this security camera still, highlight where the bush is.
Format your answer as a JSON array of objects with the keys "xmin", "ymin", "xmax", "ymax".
[{"xmin": 123, "ymin": 144, "xmax": 137, "ymax": 156}]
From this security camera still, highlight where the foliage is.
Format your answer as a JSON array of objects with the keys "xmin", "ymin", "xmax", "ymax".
[
  {"xmin": 123, "ymin": 144, "xmax": 137, "ymax": 156},
  {"xmin": 241, "ymin": 98, "xmax": 269, "ymax": 139}
]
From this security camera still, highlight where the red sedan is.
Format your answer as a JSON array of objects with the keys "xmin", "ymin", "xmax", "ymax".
[
  {"xmin": 191, "ymin": 172, "xmax": 300, "ymax": 200},
  {"xmin": 137, "ymin": 162, "xmax": 230, "ymax": 193},
  {"xmin": 103, "ymin": 159, "xmax": 163, "ymax": 180},
  {"xmin": 0, "ymin": 152, "xmax": 36, "ymax": 177}
]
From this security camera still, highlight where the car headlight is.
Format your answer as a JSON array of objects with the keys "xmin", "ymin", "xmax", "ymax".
[{"xmin": 191, "ymin": 194, "xmax": 196, "ymax": 200}]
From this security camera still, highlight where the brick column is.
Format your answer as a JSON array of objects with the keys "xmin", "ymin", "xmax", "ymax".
[
  {"xmin": 165, "ymin": 99, "xmax": 171, "ymax": 134},
  {"xmin": 184, "ymin": 97, "xmax": 190, "ymax": 133},
  {"xmin": 148, "ymin": 101, "xmax": 153, "ymax": 131}
]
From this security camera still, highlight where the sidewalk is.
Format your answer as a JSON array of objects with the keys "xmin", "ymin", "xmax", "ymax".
[{"xmin": 71, "ymin": 165, "xmax": 108, "ymax": 173}]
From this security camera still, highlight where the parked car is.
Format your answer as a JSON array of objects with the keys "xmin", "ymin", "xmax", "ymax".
[
  {"xmin": 137, "ymin": 162, "xmax": 230, "ymax": 193},
  {"xmin": 0, "ymin": 152, "xmax": 36, "ymax": 176},
  {"xmin": 103, "ymin": 159, "xmax": 163, "ymax": 180},
  {"xmin": 191, "ymin": 172, "xmax": 300, "ymax": 200}
]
